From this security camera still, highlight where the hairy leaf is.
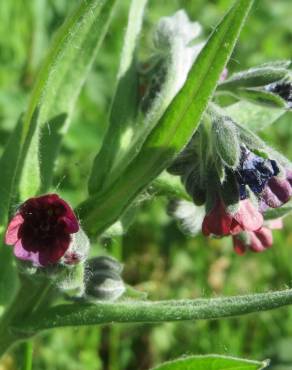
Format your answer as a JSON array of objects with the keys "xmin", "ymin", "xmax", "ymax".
[
  {"xmin": 79, "ymin": 0, "xmax": 254, "ymax": 234},
  {"xmin": 20, "ymin": 0, "xmax": 117, "ymax": 199},
  {"xmin": 88, "ymin": 0, "xmax": 148, "ymax": 194},
  {"xmin": 0, "ymin": 0, "xmax": 117, "ymax": 309},
  {"xmin": 151, "ymin": 355, "xmax": 268, "ymax": 370},
  {"xmin": 226, "ymin": 101, "xmax": 285, "ymax": 131}
]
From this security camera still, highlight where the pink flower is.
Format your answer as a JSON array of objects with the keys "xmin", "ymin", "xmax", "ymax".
[
  {"xmin": 5, "ymin": 194, "xmax": 79, "ymax": 267},
  {"xmin": 202, "ymin": 198, "xmax": 263, "ymax": 237},
  {"xmin": 233, "ymin": 218, "xmax": 283, "ymax": 254}
]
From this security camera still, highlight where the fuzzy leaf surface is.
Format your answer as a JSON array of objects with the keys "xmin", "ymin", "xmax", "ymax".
[
  {"xmin": 151, "ymin": 355, "xmax": 268, "ymax": 370},
  {"xmin": 19, "ymin": 0, "xmax": 118, "ymax": 199},
  {"xmin": 226, "ymin": 101, "xmax": 285, "ymax": 131},
  {"xmin": 79, "ymin": 0, "xmax": 254, "ymax": 234},
  {"xmin": 88, "ymin": 0, "xmax": 148, "ymax": 194},
  {"xmin": 0, "ymin": 0, "xmax": 117, "ymax": 309}
]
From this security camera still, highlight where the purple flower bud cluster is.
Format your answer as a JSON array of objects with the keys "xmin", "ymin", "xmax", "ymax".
[
  {"xmin": 236, "ymin": 147, "xmax": 292, "ymax": 211},
  {"xmin": 169, "ymin": 111, "xmax": 292, "ymax": 255},
  {"xmin": 236, "ymin": 147, "xmax": 279, "ymax": 198}
]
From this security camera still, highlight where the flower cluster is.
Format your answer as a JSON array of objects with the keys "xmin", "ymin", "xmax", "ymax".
[
  {"xmin": 168, "ymin": 107, "xmax": 292, "ymax": 254},
  {"xmin": 140, "ymin": 14, "xmax": 292, "ymax": 256}
]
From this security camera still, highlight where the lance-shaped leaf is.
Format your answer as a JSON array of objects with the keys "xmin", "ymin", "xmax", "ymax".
[
  {"xmin": 19, "ymin": 0, "xmax": 117, "ymax": 200},
  {"xmin": 88, "ymin": 0, "xmax": 148, "ymax": 195},
  {"xmin": 218, "ymin": 63, "xmax": 290, "ymax": 90},
  {"xmin": 78, "ymin": 0, "xmax": 254, "ymax": 234},
  {"xmin": 88, "ymin": 7, "xmax": 203, "ymax": 195},
  {"xmin": 236, "ymin": 88, "xmax": 288, "ymax": 108},
  {"xmin": 151, "ymin": 355, "xmax": 268, "ymax": 370}
]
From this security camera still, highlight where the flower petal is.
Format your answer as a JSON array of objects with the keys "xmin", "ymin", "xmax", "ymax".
[
  {"xmin": 254, "ymin": 227, "xmax": 273, "ymax": 248},
  {"xmin": 14, "ymin": 239, "xmax": 41, "ymax": 265},
  {"xmin": 5, "ymin": 213, "xmax": 24, "ymax": 245},
  {"xmin": 38, "ymin": 235, "xmax": 71, "ymax": 266},
  {"xmin": 235, "ymin": 199, "xmax": 263, "ymax": 232}
]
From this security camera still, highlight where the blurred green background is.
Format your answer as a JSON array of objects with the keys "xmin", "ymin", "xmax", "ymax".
[{"xmin": 0, "ymin": 0, "xmax": 292, "ymax": 369}]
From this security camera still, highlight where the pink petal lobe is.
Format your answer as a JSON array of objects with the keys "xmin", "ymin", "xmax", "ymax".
[
  {"xmin": 5, "ymin": 213, "xmax": 24, "ymax": 245},
  {"xmin": 254, "ymin": 227, "xmax": 273, "ymax": 248},
  {"xmin": 14, "ymin": 239, "xmax": 41, "ymax": 266},
  {"xmin": 235, "ymin": 199, "xmax": 263, "ymax": 232}
]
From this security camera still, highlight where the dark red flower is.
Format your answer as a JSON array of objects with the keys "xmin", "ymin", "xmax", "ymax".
[
  {"xmin": 5, "ymin": 194, "xmax": 79, "ymax": 267},
  {"xmin": 202, "ymin": 198, "xmax": 263, "ymax": 237}
]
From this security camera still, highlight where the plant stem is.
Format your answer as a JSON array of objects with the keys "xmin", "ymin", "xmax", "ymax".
[
  {"xmin": 13, "ymin": 288, "xmax": 292, "ymax": 333},
  {"xmin": 20, "ymin": 341, "xmax": 33, "ymax": 370}
]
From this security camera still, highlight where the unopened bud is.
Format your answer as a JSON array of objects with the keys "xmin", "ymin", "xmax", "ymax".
[
  {"xmin": 182, "ymin": 168, "xmax": 206, "ymax": 205},
  {"xmin": 212, "ymin": 116, "xmax": 240, "ymax": 169},
  {"xmin": 84, "ymin": 256, "xmax": 125, "ymax": 301}
]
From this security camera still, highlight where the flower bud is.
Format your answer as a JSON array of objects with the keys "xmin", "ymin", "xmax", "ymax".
[
  {"xmin": 182, "ymin": 168, "xmax": 206, "ymax": 205},
  {"xmin": 86, "ymin": 256, "xmax": 123, "ymax": 275},
  {"xmin": 212, "ymin": 116, "xmax": 240, "ymax": 169},
  {"xmin": 260, "ymin": 175, "xmax": 292, "ymax": 208},
  {"xmin": 84, "ymin": 256, "xmax": 125, "ymax": 301}
]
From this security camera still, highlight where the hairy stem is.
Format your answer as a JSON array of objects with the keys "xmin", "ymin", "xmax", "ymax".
[{"xmin": 13, "ymin": 288, "xmax": 292, "ymax": 333}]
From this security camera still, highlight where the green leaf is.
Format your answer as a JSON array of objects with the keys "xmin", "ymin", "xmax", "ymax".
[
  {"xmin": 0, "ymin": 116, "xmax": 23, "ymax": 309},
  {"xmin": 264, "ymin": 206, "xmax": 292, "ymax": 221},
  {"xmin": 88, "ymin": 0, "xmax": 148, "ymax": 195},
  {"xmin": 79, "ymin": 0, "xmax": 254, "ymax": 234},
  {"xmin": 0, "ymin": 0, "xmax": 117, "ymax": 309},
  {"xmin": 236, "ymin": 88, "xmax": 287, "ymax": 108},
  {"xmin": 19, "ymin": 0, "xmax": 118, "ymax": 199},
  {"xmin": 226, "ymin": 100, "xmax": 285, "ymax": 131},
  {"xmin": 218, "ymin": 64, "xmax": 290, "ymax": 90},
  {"xmin": 151, "ymin": 355, "xmax": 268, "ymax": 370}
]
